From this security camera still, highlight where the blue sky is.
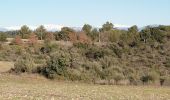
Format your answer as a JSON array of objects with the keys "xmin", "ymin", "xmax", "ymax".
[{"xmin": 0, "ymin": 0, "xmax": 170, "ymax": 27}]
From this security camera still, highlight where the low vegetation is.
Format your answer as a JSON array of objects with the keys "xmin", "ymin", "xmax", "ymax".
[{"xmin": 0, "ymin": 22, "xmax": 170, "ymax": 86}]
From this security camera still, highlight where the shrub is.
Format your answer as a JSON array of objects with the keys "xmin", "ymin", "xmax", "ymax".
[
  {"xmin": 12, "ymin": 35, "xmax": 23, "ymax": 45},
  {"xmin": 28, "ymin": 33, "xmax": 38, "ymax": 46},
  {"xmin": 113, "ymin": 73, "xmax": 124, "ymax": 85},
  {"xmin": 44, "ymin": 32, "xmax": 55, "ymax": 43},
  {"xmin": 41, "ymin": 51, "xmax": 71, "ymax": 79},
  {"xmin": 140, "ymin": 71, "xmax": 159, "ymax": 84},
  {"xmin": 108, "ymin": 30, "xmax": 122, "ymax": 43},
  {"xmin": 0, "ymin": 32, "xmax": 7, "ymax": 42},
  {"xmin": 109, "ymin": 43, "xmax": 123, "ymax": 58},
  {"xmin": 77, "ymin": 32, "xmax": 91, "ymax": 43},
  {"xmin": 13, "ymin": 53, "xmax": 35, "ymax": 73},
  {"xmin": 85, "ymin": 47, "xmax": 105, "ymax": 60},
  {"xmin": 165, "ymin": 58, "xmax": 170, "ymax": 68}
]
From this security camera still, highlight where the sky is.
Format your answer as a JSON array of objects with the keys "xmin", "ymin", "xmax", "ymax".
[{"xmin": 0, "ymin": 0, "xmax": 170, "ymax": 27}]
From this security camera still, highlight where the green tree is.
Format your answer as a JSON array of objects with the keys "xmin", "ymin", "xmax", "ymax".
[
  {"xmin": 91, "ymin": 28, "xmax": 99, "ymax": 41},
  {"xmin": 35, "ymin": 25, "xmax": 47, "ymax": 40},
  {"xmin": 108, "ymin": 30, "xmax": 122, "ymax": 42},
  {"xmin": 120, "ymin": 25, "xmax": 139, "ymax": 47},
  {"xmin": 128, "ymin": 25, "xmax": 138, "ymax": 34},
  {"xmin": 140, "ymin": 26, "xmax": 151, "ymax": 43},
  {"xmin": 100, "ymin": 21, "xmax": 114, "ymax": 32},
  {"xmin": 140, "ymin": 26, "xmax": 166, "ymax": 43},
  {"xmin": 19, "ymin": 25, "xmax": 31, "ymax": 39},
  {"xmin": 150, "ymin": 27, "xmax": 166, "ymax": 43},
  {"xmin": 82, "ymin": 24, "xmax": 92, "ymax": 35}
]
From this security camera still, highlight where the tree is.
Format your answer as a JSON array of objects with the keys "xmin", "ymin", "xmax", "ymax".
[
  {"xmin": 19, "ymin": 25, "xmax": 31, "ymax": 39},
  {"xmin": 119, "ymin": 25, "xmax": 139, "ymax": 47},
  {"xmin": 82, "ymin": 24, "xmax": 92, "ymax": 35},
  {"xmin": 100, "ymin": 21, "xmax": 114, "ymax": 32},
  {"xmin": 99, "ymin": 22, "xmax": 114, "ymax": 42},
  {"xmin": 150, "ymin": 27, "xmax": 166, "ymax": 43},
  {"xmin": 35, "ymin": 25, "xmax": 47, "ymax": 40},
  {"xmin": 108, "ymin": 30, "xmax": 122, "ymax": 42},
  {"xmin": 140, "ymin": 26, "xmax": 166, "ymax": 43},
  {"xmin": 128, "ymin": 25, "xmax": 138, "ymax": 34},
  {"xmin": 140, "ymin": 26, "xmax": 151, "ymax": 43},
  {"xmin": 91, "ymin": 28, "xmax": 99, "ymax": 42},
  {"xmin": 57, "ymin": 27, "xmax": 76, "ymax": 41}
]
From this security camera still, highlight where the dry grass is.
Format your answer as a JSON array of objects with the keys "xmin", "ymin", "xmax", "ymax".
[
  {"xmin": 0, "ymin": 61, "xmax": 169, "ymax": 100},
  {"xmin": 0, "ymin": 74, "xmax": 169, "ymax": 100}
]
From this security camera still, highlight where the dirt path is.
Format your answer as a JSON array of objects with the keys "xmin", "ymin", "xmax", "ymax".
[{"xmin": 0, "ymin": 61, "xmax": 14, "ymax": 73}]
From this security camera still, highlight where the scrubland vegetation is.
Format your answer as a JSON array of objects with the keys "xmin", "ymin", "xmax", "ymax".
[{"xmin": 0, "ymin": 22, "xmax": 170, "ymax": 86}]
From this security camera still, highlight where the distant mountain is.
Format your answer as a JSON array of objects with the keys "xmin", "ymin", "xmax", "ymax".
[
  {"xmin": 0, "ymin": 27, "xmax": 8, "ymax": 32},
  {"xmin": 114, "ymin": 24, "xmax": 130, "ymax": 30},
  {"xmin": 0, "ymin": 24, "xmax": 131, "ymax": 32},
  {"xmin": 2, "ymin": 24, "xmax": 64, "ymax": 32}
]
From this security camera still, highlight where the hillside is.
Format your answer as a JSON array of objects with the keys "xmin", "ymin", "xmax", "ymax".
[{"xmin": 0, "ymin": 23, "xmax": 170, "ymax": 86}]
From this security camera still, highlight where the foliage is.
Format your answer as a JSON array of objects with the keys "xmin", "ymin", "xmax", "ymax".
[
  {"xmin": 44, "ymin": 32, "xmax": 55, "ymax": 43},
  {"xmin": 85, "ymin": 47, "xmax": 105, "ymax": 60},
  {"xmin": 108, "ymin": 30, "xmax": 122, "ymax": 42},
  {"xmin": 73, "ymin": 42, "xmax": 89, "ymax": 49},
  {"xmin": 19, "ymin": 25, "xmax": 31, "ymax": 39},
  {"xmin": 0, "ymin": 32, "xmax": 7, "ymax": 42},
  {"xmin": 140, "ymin": 70, "xmax": 159, "ymax": 84},
  {"xmin": 90, "ymin": 28, "xmax": 99, "ymax": 41},
  {"xmin": 41, "ymin": 51, "xmax": 71, "ymax": 79},
  {"xmin": 56, "ymin": 27, "xmax": 75, "ymax": 41},
  {"xmin": 35, "ymin": 25, "xmax": 47, "ymax": 40},
  {"xmin": 82, "ymin": 24, "xmax": 92, "ymax": 34},
  {"xmin": 5, "ymin": 24, "xmax": 170, "ymax": 86},
  {"xmin": 100, "ymin": 21, "xmax": 114, "ymax": 32},
  {"xmin": 77, "ymin": 32, "xmax": 91, "ymax": 43},
  {"xmin": 12, "ymin": 35, "xmax": 23, "ymax": 45},
  {"xmin": 13, "ymin": 53, "xmax": 35, "ymax": 73},
  {"xmin": 28, "ymin": 33, "xmax": 38, "ymax": 46}
]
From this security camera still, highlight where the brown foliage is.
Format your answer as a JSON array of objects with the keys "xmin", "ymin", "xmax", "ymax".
[
  {"xmin": 28, "ymin": 33, "xmax": 38, "ymax": 46},
  {"xmin": 13, "ymin": 35, "xmax": 23, "ymax": 45},
  {"xmin": 77, "ymin": 32, "xmax": 91, "ymax": 43},
  {"xmin": 45, "ymin": 32, "xmax": 54, "ymax": 42},
  {"xmin": 68, "ymin": 32, "xmax": 77, "ymax": 42}
]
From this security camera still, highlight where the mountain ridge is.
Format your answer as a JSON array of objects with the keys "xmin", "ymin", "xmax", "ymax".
[{"xmin": 0, "ymin": 24, "xmax": 130, "ymax": 32}]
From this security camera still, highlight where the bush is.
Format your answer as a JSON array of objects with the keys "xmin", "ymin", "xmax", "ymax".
[
  {"xmin": 41, "ymin": 51, "xmax": 71, "ymax": 79},
  {"xmin": 109, "ymin": 43, "xmax": 123, "ymax": 58},
  {"xmin": 73, "ymin": 42, "xmax": 89, "ymax": 49},
  {"xmin": 0, "ymin": 32, "xmax": 7, "ymax": 42},
  {"xmin": 12, "ymin": 35, "xmax": 23, "ymax": 45},
  {"xmin": 113, "ymin": 73, "xmax": 124, "ymax": 85},
  {"xmin": 13, "ymin": 53, "xmax": 35, "ymax": 73},
  {"xmin": 85, "ymin": 47, "xmax": 105, "ymax": 60},
  {"xmin": 165, "ymin": 58, "xmax": 170, "ymax": 68},
  {"xmin": 140, "ymin": 71, "xmax": 159, "ymax": 84}
]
